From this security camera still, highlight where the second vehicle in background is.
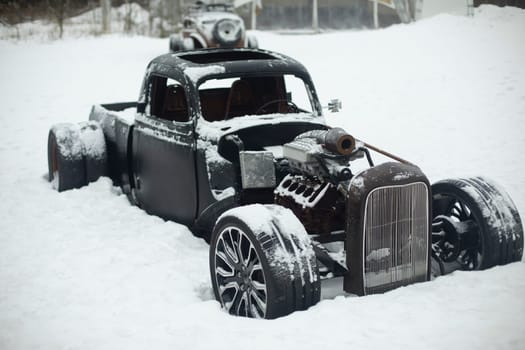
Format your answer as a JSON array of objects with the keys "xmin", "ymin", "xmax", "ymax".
[{"xmin": 169, "ymin": 1, "xmax": 258, "ymax": 52}]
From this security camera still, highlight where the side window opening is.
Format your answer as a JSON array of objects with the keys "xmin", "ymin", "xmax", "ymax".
[{"xmin": 149, "ymin": 76, "xmax": 189, "ymax": 123}]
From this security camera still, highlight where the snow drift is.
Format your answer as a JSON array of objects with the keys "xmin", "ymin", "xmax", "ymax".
[{"xmin": 0, "ymin": 5, "xmax": 524, "ymax": 350}]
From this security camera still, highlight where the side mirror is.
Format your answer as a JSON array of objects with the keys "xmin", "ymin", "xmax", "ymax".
[{"xmin": 327, "ymin": 99, "xmax": 342, "ymax": 113}]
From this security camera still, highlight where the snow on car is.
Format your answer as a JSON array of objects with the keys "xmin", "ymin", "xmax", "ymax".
[
  {"xmin": 169, "ymin": 2, "xmax": 258, "ymax": 52},
  {"xmin": 46, "ymin": 48, "xmax": 524, "ymax": 319}
]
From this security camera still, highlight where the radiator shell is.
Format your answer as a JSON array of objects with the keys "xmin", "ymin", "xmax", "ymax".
[{"xmin": 344, "ymin": 162, "xmax": 432, "ymax": 296}]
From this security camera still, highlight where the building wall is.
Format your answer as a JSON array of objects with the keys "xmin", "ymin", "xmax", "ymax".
[
  {"xmin": 474, "ymin": 0, "xmax": 525, "ymax": 7},
  {"xmin": 418, "ymin": 0, "xmax": 471, "ymax": 18},
  {"xmin": 242, "ymin": 0, "xmax": 401, "ymax": 30}
]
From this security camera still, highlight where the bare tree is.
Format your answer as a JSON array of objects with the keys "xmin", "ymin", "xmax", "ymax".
[
  {"xmin": 312, "ymin": 0, "xmax": 319, "ymax": 32},
  {"xmin": 149, "ymin": 0, "xmax": 180, "ymax": 37},
  {"xmin": 48, "ymin": 0, "xmax": 69, "ymax": 38},
  {"xmin": 123, "ymin": 0, "xmax": 132, "ymax": 33},
  {"xmin": 0, "ymin": 2, "xmax": 23, "ymax": 39}
]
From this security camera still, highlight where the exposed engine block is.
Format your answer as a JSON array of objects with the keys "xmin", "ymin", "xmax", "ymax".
[
  {"xmin": 274, "ymin": 174, "xmax": 345, "ymax": 235},
  {"xmin": 281, "ymin": 128, "xmax": 359, "ymax": 183},
  {"xmin": 273, "ymin": 128, "xmax": 361, "ymax": 235}
]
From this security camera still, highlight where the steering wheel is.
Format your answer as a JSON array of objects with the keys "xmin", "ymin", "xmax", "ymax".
[{"xmin": 255, "ymin": 99, "xmax": 300, "ymax": 115}]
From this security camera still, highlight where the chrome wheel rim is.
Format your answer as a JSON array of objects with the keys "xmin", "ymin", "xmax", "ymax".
[{"xmin": 214, "ymin": 226, "xmax": 267, "ymax": 318}]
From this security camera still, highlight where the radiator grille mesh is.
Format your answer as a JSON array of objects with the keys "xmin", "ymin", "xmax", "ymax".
[{"xmin": 363, "ymin": 182, "xmax": 429, "ymax": 294}]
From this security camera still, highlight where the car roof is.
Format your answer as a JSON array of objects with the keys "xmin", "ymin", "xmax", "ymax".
[
  {"xmin": 146, "ymin": 49, "xmax": 312, "ymax": 86},
  {"xmin": 188, "ymin": 2, "xmax": 234, "ymax": 13}
]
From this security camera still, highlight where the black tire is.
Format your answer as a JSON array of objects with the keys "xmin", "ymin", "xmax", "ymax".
[
  {"xmin": 212, "ymin": 19, "xmax": 242, "ymax": 47},
  {"xmin": 169, "ymin": 35, "xmax": 182, "ymax": 52},
  {"xmin": 246, "ymin": 34, "xmax": 258, "ymax": 49},
  {"xmin": 47, "ymin": 122, "xmax": 107, "ymax": 192},
  {"xmin": 210, "ymin": 204, "xmax": 320, "ymax": 319},
  {"xmin": 432, "ymin": 177, "xmax": 523, "ymax": 271},
  {"xmin": 79, "ymin": 122, "xmax": 107, "ymax": 183},
  {"xmin": 182, "ymin": 37, "xmax": 196, "ymax": 50},
  {"xmin": 47, "ymin": 124, "xmax": 86, "ymax": 192}
]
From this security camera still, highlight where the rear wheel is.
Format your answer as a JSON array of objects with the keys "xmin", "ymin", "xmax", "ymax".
[
  {"xmin": 431, "ymin": 177, "xmax": 523, "ymax": 273},
  {"xmin": 210, "ymin": 204, "xmax": 320, "ymax": 319},
  {"xmin": 79, "ymin": 122, "xmax": 107, "ymax": 183},
  {"xmin": 182, "ymin": 37, "xmax": 196, "ymax": 50},
  {"xmin": 48, "ymin": 124, "xmax": 85, "ymax": 192},
  {"xmin": 246, "ymin": 34, "xmax": 258, "ymax": 49},
  {"xmin": 169, "ymin": 35, "xmax": 182, "ymax": 52},
  {"xmin": 47, "ymin": 122, "xmax": 107, "ymax": 192}
]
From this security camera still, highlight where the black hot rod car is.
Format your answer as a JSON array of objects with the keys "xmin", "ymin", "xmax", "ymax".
[{"xmin": 47, "ymin": 49, "xmax": 524, "ymax": 319}]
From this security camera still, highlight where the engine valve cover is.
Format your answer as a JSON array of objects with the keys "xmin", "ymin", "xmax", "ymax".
[{"xmin": 275, "ymin": 174, "xmax": 345, "ymax": 235}]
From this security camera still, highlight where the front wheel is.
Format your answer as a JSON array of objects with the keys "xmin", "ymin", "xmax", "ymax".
[
  {"xmin": 431, "ymin": 177, "xmax": 523, "ymax": 273},
  {"xmin": 209, "ymin": 204, "xmax": 320, "ymax": 319}
]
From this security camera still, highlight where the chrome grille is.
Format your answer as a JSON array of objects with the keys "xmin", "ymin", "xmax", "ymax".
[{"xmin": 363, "ymin": 182, "xmax": 429, "ymax": 294}]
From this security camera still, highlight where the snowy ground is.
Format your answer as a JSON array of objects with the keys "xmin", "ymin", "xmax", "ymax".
[{"xmin": 1, "ymin": 5, "xmax": 525, "ymax": 350}]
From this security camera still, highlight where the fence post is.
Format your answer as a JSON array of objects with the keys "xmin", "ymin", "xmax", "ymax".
[
  {"xmin": 373, "ymin": 0, "xmax": 379, "ymax": 28},
  {"xmin": 251, "ymin": 0, "xmax": 257, "ymax": 30},
  {"xmin": 101, "ymin": 0, "xmax": 111, "ymax": 33},
  {"xmin": 312, "ymin": 0, "xmax": 319, "ymax": 32}
]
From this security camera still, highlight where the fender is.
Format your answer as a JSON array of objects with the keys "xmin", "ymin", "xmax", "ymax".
[{"xmin": 189, "ymin": 32, "xmax": 207, "ymax": 49}]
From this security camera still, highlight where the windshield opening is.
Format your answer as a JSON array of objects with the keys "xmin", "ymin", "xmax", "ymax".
[{"xmin": 198, "ymin": 74, "xmax": 315, "ymax": 122}]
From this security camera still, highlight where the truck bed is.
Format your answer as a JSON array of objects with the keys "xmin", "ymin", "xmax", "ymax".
[{"xmin": 89, "ymin": 102, "xmax": 137, "ymax": 191}]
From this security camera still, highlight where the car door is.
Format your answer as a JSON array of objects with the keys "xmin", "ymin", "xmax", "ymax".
[{"xmin": 132, "ymin": 75, "xmax": 197, "ymax": 226}]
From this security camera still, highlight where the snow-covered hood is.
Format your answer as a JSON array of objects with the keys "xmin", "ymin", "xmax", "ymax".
[{"xmin": 196, "ymin": 113, "xmax": 326, "ymax": 143}]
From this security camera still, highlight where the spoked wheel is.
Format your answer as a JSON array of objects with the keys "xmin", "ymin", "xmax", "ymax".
[
  {"xmin": 431, "ymin": 177, "xmax": 523, "ymax": 274},
  {"xmin": 210, "ymin": 204, "xmax": 321, "ymax": 319},
  {"xmin": 432, "ymin": 204, "xmax": 482, "ymax": 270},
  {"xmin": 213, "ymin": 225, "xmax": 267, "ymax": 318}
]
